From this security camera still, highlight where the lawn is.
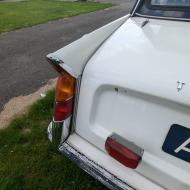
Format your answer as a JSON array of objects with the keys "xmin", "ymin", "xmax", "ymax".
[
  {"xmin": 0, "ymin": 0, "xmax": 112, "ymax": 33},
  {"xmin": 0, "ymin": 90, "xmax": 108, "ymax": 190}
]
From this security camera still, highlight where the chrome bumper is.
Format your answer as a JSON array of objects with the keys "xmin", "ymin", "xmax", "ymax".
[
  {"xmin": 59, "ymin": 142, "xmax": 135, "ymax": 190},
  {"xmin": 47, "ymin": 117, "xmax": 71, "ymax": 148},
  {"xmin": 47, "ymin": 121, "xmax": 63, "ymax": 147}
]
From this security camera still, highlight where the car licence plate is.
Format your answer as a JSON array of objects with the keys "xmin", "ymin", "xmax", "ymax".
[{"xmin": 162, "ymin": 124, "xmax": 190, "ymax": 163}]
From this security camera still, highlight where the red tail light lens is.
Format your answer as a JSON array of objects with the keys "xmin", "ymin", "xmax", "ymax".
[
  {"xmin": 54, "ymin": 98, "xmax": 74, "ymax": 121},
  {"xmin": 105, "ymin": 134, "xmax": 143, "ymax": 169}
]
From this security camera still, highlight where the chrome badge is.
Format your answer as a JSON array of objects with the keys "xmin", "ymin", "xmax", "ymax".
[{"xmin": 177, "ymin": 81, "xmax": 185, "ymax": 92}]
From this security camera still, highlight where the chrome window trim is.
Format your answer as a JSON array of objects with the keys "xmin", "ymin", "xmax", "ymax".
[
  {"xmin": 131, "ymin": 0, "xmax": 142, "ymax": 16},
  {"xmin": 135, "ymin": 12, "xmax": 190, "ymax": 21}
]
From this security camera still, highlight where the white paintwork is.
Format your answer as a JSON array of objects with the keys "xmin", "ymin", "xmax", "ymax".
[
  {"xmin": 50, "ymin": 15, "xmax": 130, "ymax": 77},
  {"xmin": 75, "ymin": 17, "xmax": 190, "ymax": 190}
]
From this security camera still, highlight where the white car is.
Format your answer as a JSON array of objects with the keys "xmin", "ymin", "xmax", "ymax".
[{"xmin": 46, "ymin": 0, "xmax": 190, "ymax": 189}]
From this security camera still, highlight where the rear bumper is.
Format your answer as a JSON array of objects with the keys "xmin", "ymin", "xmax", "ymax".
[
  {"xmin": 59, "ymin": 141, "xmax": 135, "ymax": 190},
  {"xmin": 48, "ymin": 122, "xmax": 134, "ymax": 190},
  {"xmin": 48, "ymin": 122, "xmax": 165, "ymax": 190}
]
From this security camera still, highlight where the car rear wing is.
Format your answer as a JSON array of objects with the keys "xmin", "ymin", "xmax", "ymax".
[{"xmin": 47, "ymin": 14, "xmax": 130, "ymax": 78}]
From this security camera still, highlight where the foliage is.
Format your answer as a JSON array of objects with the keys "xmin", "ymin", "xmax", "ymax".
[
  {"xmin": 0, "ymin": 0, "xmax": 112, "ymax": 33},
  {"xmin": 0, "ymin": 90, "xmax": 108, "ymax": 190}
]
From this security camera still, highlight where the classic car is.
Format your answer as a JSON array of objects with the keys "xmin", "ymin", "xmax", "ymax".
[{"xmin": 46, "ymin": 0, "xmax": 190, "ymax": 189}]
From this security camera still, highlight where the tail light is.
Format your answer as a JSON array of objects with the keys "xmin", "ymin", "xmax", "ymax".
[
  {"xmin": 46, "ymin": 54, "xmax": 76, "ymax": 122},
  {"xmin": 105, "ymin": 133, "xmax": 143, "ymax": 169},
  {"xmin": 46, "ymin": 54, "xmax": 77, "ymax": 146},
  {"xmin": 54, "ymin": 71, "xmax": 76, "ymax": 121},
  {"xmin": 53, "ymin": 71, "xmax": 75, "ymax": 121}
]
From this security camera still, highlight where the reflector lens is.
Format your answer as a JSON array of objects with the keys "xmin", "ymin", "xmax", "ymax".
[
  {"xmin": 105, "ymin": 136, "xmax": 142, "ymax": 169},
  {"xmin": 54, "ymin": 98, "xmax": 74, "ymax": 121},
  {"xmin": 55, "ymin": 71, "xmax": 75, "ymax": 102}
]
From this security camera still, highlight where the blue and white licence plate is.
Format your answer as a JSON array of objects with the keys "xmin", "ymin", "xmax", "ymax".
[{"xmin": 162, "ymin": 124, "xmax": 190, "ymax": 163}]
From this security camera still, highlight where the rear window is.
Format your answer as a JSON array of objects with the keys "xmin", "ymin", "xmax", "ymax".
[
  {"xmin": 134, "ymin": 0, "xmax": 190, "ymax": 20},
  {"xmin": 151, "ymin": 0, "xmax": 190, "ymax": 7}
]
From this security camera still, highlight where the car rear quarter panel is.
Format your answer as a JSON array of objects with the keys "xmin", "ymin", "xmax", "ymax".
[{"xmin": 75, "ymin": 17, "xmax": 190, "ymax": 190}]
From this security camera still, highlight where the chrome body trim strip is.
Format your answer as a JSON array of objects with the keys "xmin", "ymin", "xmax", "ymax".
[
  {"xmin": 71, "ymin": 75, "xmax": 82, "ymax": 133},
  {"xmin": 59, "ymin": 142, "xmax": 135, "ymax": 190}
]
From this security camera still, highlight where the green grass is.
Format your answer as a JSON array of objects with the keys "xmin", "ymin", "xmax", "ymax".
[
  {"xmin": 0, "ymin": 0, "xmax": 112, "ymax": 33},
  {"xmin": 0, "ymin": 90, "xmax": 108, "ymax": 190}
]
